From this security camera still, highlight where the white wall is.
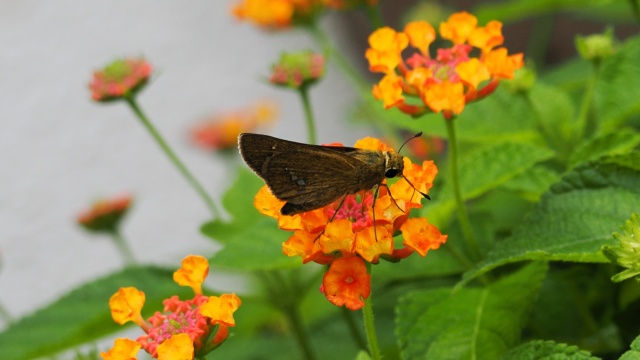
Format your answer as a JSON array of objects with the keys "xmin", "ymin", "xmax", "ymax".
[{"xmin": 0, "ymin": 1, "xmax": 365, "ymax": 324}]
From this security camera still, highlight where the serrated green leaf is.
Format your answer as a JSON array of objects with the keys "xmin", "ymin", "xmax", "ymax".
[
  {"xmin": 569, "ymin": 128, "xmax": 640, "ymax": 168},
  {"xmin": 202, "ymin": 167, "xmax": 302, "ymax": 270},
  {"xmin": 595, "ymin": 35, "xmax": 640, "ymax": 133},
  {"xmin": 424, "ymin": 142, "xmax": 554, "ymax": 223},
  {"xmin": 501, "ymin": 165, "xmax": 561, "ymax": 201},
  {"xmin": 620, "ymin": 334, "xmax": 640, "ymax": 360},
  {"xmin": 473, "ymin": 0, "xmax": 635, "ymax": 24},
  {"xmin": 396, "ymin": 262, "xmax": 548, "ymax": 360},
  {"xmin": 209, "ymin": 218, "xmax": 301, "ymax": 271},
  {"xmin": 356, "ymin": 87, "xmax": 541, "ymax": 145},
  {"xmin": 461, "ymin": 153, "xmax": 640, "ymax": 284},
  {"xmin": 501, "ymin": 340, "xmax": 598, "ymax": 360},
  {"xmin": 0, "ymin": 266, "xmax": 188, "ymax": 360},
  {"xmin": 202, "ymin": 167, "xmax": 265, "ymax": 243},
  {"xmin": 526, "ymin": 82, "xmax": 576, "ymax": 161}
]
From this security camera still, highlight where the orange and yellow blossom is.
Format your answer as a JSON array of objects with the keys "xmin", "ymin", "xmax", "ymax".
[
  {"xmin": 253, "ymin": 137, "xmax": 446, "ymax": 310},
  {"xmin": 232, "ymin": 0, "xmax": 323, "ymax": 29},
  {"xmin": 77, "ymin": 194, "xmax": 132, "ymax": 233},
  {"xmin": 366, "ymin": 11, "xmax": 524, "ymax": 119},
  {"xmin": 101, "ymin": 255, "xmax": 241, "ymax": 360},
  {"xmin": 191, "ymin": 101, "xmax": 277, "ymax": 151},
  {"xmin": 89, "ymin": 58, "xmax": 152, "ymax": 102},
  {"xmin": 101, "ymin": 338, "xmax": 141, "ymax": 360}
]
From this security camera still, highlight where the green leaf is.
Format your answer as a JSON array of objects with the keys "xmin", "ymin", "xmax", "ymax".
[
  {"xmin": 501, "ymin": 340, "xmax": 598, "ymax": 360},
  {"xmin": 201, "ymin": 167, "xmax": 264, "ymax": 244},
  {"xmin": 461, "ymin": 153, "xmax": 640, "ymax": 284},
  {"xmin": 424, "ymin": 142, "xmax": 554, "ymax": 224},
  {"xmin": 396, "ymin": 262, "xmax": 548, "ymax": 360},
  {"xmin": 501, "ymin": 165, "xmax": 561, "ymax": 201},
  {"xmin": 526, "ymin": 82, "xmax": 576, "ymax": 161},
  {"xmin": 354, "ymin": 350, "xmax": 373, "ymax": 360},
  {"xmin": 569, "ymin": 128, "xmax": 640, "ymax": 168},
  {"xmin": 0, "ymin": 266, "xmax": 189, "ymax": 360},
  {"xmin": 473, "ymin": 0, "xmax": 635, "ymax": 24},
  {"xmin": 209, "ymin": 218, "xmax": 301, "ymax": 271},
  {"xmin": 201, "ymin": 167, "xmax": 301, "ymax": 270},
  {"xmin": 595, "ymin": 35, "xmax": 640, "ymax": 133},
  {"xmin": 355, "ymin": 87, "xmax": 541, "ymax": 145},
  {"xmin": 620, "ymin": 334, "xmax": 640, "ymax": 360}
]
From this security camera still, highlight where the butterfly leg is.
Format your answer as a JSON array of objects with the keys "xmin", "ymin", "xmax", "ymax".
[{"xmin": 313, "ymin": 194, "xmax": 348, "ymax": 242}]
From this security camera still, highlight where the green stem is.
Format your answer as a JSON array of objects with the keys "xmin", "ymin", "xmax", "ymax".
[
  {"xmin": 110, "ymin": 229, "xmax": 136, "ymax": 267},
  {"xmin": 124, "ymin": 96, "xmax": 221, "ymax": 218},
  {"xmin": 299, "ymin": 87, "xmax": 317, "ymax": 145},
  {"xmin": 0, "ymin": 300, "xmax": 13, "ymax": 324},
  {"xmin": 307, "ymin": 24, "xmax": 404, "ymax": 148},
  {"xmin": 362, "ymin": 284, "xmax": 381, "ymax": 360},
  {"xmin": 308, "ymin": 25, "xmax": 369, "ymax": 94},
  {"xmin": 340, "ymin": 306, "xmax": 367, "ymax": 350},
  {"xmin": 444, "ymin": 118, "xmax": 480, "ymax": 260}
]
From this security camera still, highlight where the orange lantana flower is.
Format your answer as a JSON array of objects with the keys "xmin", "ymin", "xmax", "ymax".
[
  {"xmin": 173, "ymin": 255, "xmax": 209, "ymax": 295},
  {"xmin": 109, "ymin": 287, "xmax": 146, "ymax": 327},
  {"xmin": 191, "ymin": 101, "xmax": 277, "ymax": 151},
  {"xmin": 101, "ymin": 338, "xmax": 141, "ymax": 360},
  {"xmin": 89, "ymin": 58, "xmax": 152, "ymax": 102},
  {"xmin": 77, "ymin": 194, "xmax": 132, "ymax": 233},
  {"xmin": 322, "ymin": 256, "xmax": 371, "ymax": 310},
  {"xmin": 366, "ymin": 11, "xmax": 524, "ymax": 118},
  {"xmin": 232, "ymin": 0, "xmax": 322, "ymax": 29},
  {"xmin": 253, "ymin": 137, "xmax": 446, "ymax": 309},
  {"xmin": 156, "ymin": 333, "xmax": 194, "ymax": 360},
  {"xmin": 103, "ymin": 255, "xmax": 241, "ymax": 359}
]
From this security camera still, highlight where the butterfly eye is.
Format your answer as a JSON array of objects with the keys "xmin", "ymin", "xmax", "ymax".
[{"xmin": 385, "ymin": 168, "xmax": 399, "ymax": 178}]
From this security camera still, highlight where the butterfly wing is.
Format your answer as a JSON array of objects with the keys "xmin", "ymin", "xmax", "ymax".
[{"xmin": 238, "ymin": 133, "xmax": 378, "ymax": 214}]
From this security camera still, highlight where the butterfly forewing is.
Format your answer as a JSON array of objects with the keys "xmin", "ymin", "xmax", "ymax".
[{"xmin": 238, "ymin": 133, "xmax": 375, "ymax": 211}]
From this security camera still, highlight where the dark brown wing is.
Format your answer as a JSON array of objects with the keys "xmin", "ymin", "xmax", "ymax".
[{"xmin": 238, "ymin": 133, "xmax": 371, "ymax": 207}]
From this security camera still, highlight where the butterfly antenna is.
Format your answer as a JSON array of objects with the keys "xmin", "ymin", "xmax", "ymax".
[
  {"xmin": 397, "ymin": 131, "xmax": 423, "ymax": 153},
  {"xmin": 401, "ymin": 174, "xmax": 431, "ymax": 200}
]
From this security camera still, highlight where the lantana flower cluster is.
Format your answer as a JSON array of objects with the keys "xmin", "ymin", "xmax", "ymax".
[
  {"xmin": 77, "ymin": 194, "xmax": 132, "ymax": 233},
  {"xmin": 101, "ymin": 255, "xmax": 241, "ymax": 360},
  {"xmin": 89, "ymin": 58, "xmax": 152, "ymax": 102},
  {"xmin": 254, "ymin": 137, "xmax": 447, "ymax": 310},
  {"xmin": 191, "ymin": 101, "xmax": 278, "ymax": 151},
  {"xmin": 232, "ymin": 0, "xmax": 323, "ymax": 29},
  {"xmin": 232, "ymin": 0, "xmax": 378, "ymax": 29},
  {"xmin": 269, "ymin": 51, "xmax": 325, "ymax": 89},
  {"xmin": 366, "ymin": 11, "xmax": 524, "ymax": 118}
]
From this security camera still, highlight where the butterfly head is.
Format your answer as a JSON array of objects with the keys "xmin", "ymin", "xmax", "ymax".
[{"xmin": 384, "ymin": 152, "xmax": 404, "ymax": 178}]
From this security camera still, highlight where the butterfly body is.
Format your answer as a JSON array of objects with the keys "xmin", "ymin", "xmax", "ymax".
[{"xmin": 238, "ymin": 133, "xmax": 405, "ymax": 215}]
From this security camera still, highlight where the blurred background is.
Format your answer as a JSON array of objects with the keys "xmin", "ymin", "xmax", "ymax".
[{"xmin": 0, "ymin": 0, "xmax": 637, "ymax": 342}]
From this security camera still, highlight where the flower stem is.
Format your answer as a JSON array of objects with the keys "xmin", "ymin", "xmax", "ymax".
[
  {"xmin": 307, "ymin": 24, "xmax": 405, "ymax": 148},
  {"xmin": 444, "ymin": 117, "xmax": 480, "ymax": 260},
  {"xmin": 362, "ymin": 289, "xmax": 382, "ymax": 360},
  {"xmin": 124, "ymin": 96, "xmax": 221, "ymax": 218},
  {"xmin": 110, "ymin": 229, "xmax": 136, "ymax": 267},
  {"xmin": 299, "ymin": 87, "xmax": 317, "ymax": 145},
  {"xmin": 308, "ymin": 25, "xmax": 369, "ymax": 94}
]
